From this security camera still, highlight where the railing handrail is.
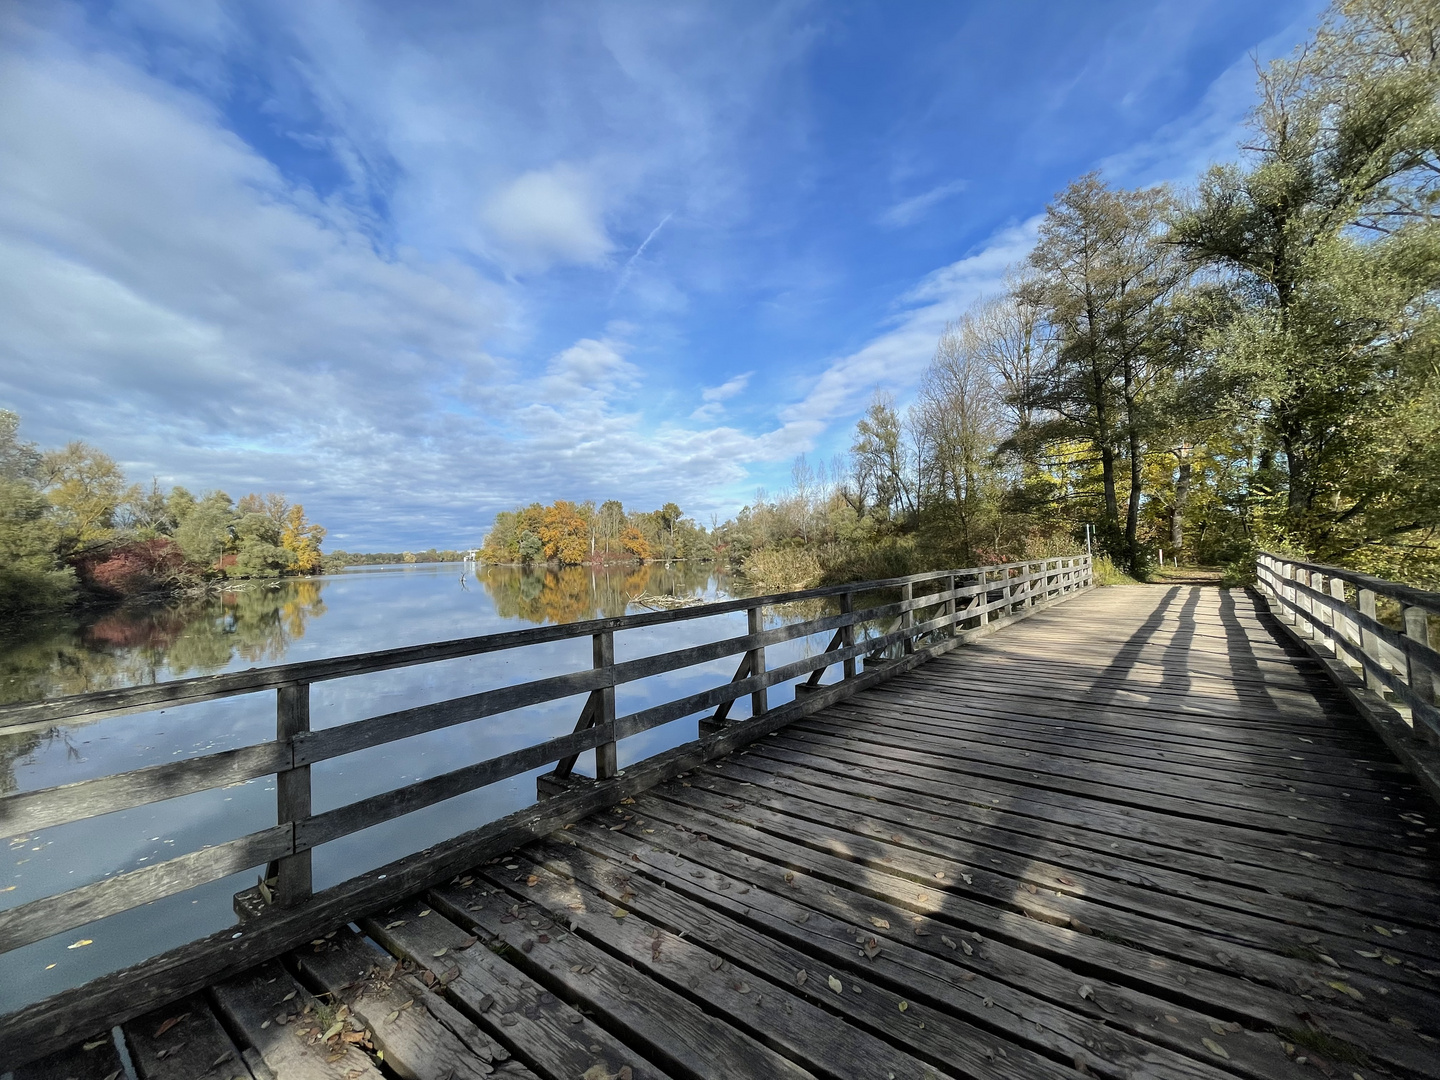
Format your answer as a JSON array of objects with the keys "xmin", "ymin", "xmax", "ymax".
[
  {"xmin": 1255, "ymin": 552, "xmax": 1438, "ymax": 741},
  {"xmin": 0, "ymin": 557, "xmax": 1082, "ymax": 733},
  {"xmin": 1256, "ymin": 550, "xmax": 1440, "ymax": 614}
]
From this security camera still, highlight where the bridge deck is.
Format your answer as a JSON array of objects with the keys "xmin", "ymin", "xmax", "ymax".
[{"xmin": 19, "ymin": 585, "xmax": 1440, "ymax": 1080}]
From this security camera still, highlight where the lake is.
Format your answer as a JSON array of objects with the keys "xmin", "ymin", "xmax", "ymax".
[{"xmin": 0, "ymin": 561, "xmax": 853, "ymax": 1012}]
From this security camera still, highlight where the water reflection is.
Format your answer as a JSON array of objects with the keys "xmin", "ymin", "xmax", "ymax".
[{"xmin": 0, "ymin": 562, "xmax": 728, "ymax": 707}]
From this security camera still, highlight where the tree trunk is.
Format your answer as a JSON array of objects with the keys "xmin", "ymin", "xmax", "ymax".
[
  {"xmin": 1170, "ymin": 456, "xmax": 1191, "ymax": 554},
  {"xmin": 1125, "ymin": 424, "xmax": 1143, "ymax": 569}
]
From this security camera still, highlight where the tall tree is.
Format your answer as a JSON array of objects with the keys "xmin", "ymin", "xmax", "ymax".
[{"xmin": 1025, "ymin": 175, "xmax": 1186, "ymax": 570}]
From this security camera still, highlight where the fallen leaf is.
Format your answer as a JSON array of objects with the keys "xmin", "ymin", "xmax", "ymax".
[
  {"xmin": 898, "ymin": 1001, "xmax": 909, "ymax": 1012},
  {"xmin": 863, "ymin": 937, "xmax": 881, "ymax": 959},
  {"xmin": 869, "ymin": 916, "xmax": 890, "ymax": 930},
  {"xmin": 153, "ymin": 1012, "xmax": 190, "ymax": 1038},
  {"xmin": 1328, "ymin": 981, "xmax": 1366, "ymax": 1001},
  {"xmin": 83, "ymin": 1038, "xmax": 109, "ymax": 1050},
  {"xmin": 941, "ymin": 935, "xmax": 957, "ymax": 950},
  {"xmin": 419, "ymin": 909, "xmax": 431, "ymax": 917},
  {"xmin": 384, "ymin": 920, "xmax": 406, "ymax": 929},
  {"xmin": 323, "ymin": 1022, "xmax": 344, "ymax": 1041},
  {"xmin": 1208, "ymin": 1022, "xmax": 1227, "ymax": 1035},
  {"xmin": 1356, "ymin": 950, "xmax": 1382, "ymax": 958},
  {"xmin": 432, "ymin": 948, "xmax": 448, "ymax": 958},
  {"xmin": 709, "ymin": 955, "xmax": 723, "ymax": 970},
  {"xmin": 1202, "ymin": 1038, "xmax": 1229, "ymax": 1059},
  {"xmin": 828, "ymin": 975, "xmax": 843, "ymax": 993},
  {"xmin": 527, "ymin": 875, "xmax": 539, "ymax": 887},
  {"xmin": 961, "ymin": 940, "xmax": 973, "ymax": 956},
  {"xmin": 67, "ymin": 939, "xmax": 93, "ymax": 949},
  {"xmin": 960, "ymin": 873, "xmax": 973, "ymax": 885},
  {"xmin": 795, "ymin": 969, "xmax": 807, "ymax": 986},
  {"xmin": 1373, "ymin": 925, "xmax": 1392, "ymax": 937},
  {"xmin": 386, "ymin": 1010, "xmax": 399, "ymax": 1023},
  {"xmin": 612, "ymin": 907, "xmax": 628, "ymax": 919},
  {"xmin": 1078, "ymin": 985, "xmax": 1093, "ymax": 1001}
]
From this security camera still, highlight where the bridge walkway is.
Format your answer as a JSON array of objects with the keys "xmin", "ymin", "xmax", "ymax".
[{"xmin": 17, "ymin": 585, "xmax": 1440, "ymax": 1080}]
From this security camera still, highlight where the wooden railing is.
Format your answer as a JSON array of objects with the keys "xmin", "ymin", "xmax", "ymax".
[
  {"xmin": 1257, "ymin": 552, "xmax": 1440, "ymax": 738},
  {"xmin": 0, "ymin": 557, "xmax": 1088, "ymax": 977}
]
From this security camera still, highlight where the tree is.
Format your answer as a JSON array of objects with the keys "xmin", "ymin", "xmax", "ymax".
[
  {"xmin": 41, "ymin": 441, "xmax": 136, "ymax": 551},
  {"xmin": 912, "ymin": 318, "xmax": 1003, "ymax": 560},
  {"xmin": 0, "ymin": 412, "xmax": 72, "ymax": 614},
  {"xmin": 173, "ymin": 491, "xmax": 235, "ymax": 567},
  {"xmin": 1025, "ymin": 175, "xmax": 1187, "ymax": 571},
  {"xmin": 619, "ymin": 525, "xmax": 651, "ymax": 560},
  {"xmin": 281, "ymin": 504, "xmax": 326, "ymax": 572},
  {"xmin": 849, "ymin": 392, "xmax": 915, "ymax": 523}
]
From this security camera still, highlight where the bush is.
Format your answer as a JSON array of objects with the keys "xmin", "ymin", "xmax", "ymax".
[
  {"xmin": 1091, "ymin": 555, "xmax": 1137, "ymax": 587},
  {"xmin": 75, "ymin": 537, "xmax": 188, "ymax": 597}
]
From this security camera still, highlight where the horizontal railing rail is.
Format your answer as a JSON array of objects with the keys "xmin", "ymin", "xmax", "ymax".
[
  {"xmin": 0, "ymin": 556, "xmax": 1091, "ymax": 966},
  {"xmin": 1256, "ymin": 551, "xmax": 1440, "ymax": 738}
]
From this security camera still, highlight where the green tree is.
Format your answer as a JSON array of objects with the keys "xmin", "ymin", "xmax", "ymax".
[{"xmin": 41, "ymin": 441, "xmax": 136, "ymax": 551}]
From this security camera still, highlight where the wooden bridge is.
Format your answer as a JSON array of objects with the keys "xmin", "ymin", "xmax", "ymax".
[{"xmin": 5, "ymin": 554, "xmax": 1440, "ymax": 1080}]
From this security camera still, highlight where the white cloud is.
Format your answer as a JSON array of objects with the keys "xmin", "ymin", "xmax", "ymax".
[
  {"xmin": 702, "ymin": 372, "xmax": 751, "ymax": 402},
  {"xmin": 481, "ymin": 164, "xmax": 613, "ymax": 272},
  {"xmin": 764, "ymin": 217, "xmax": 1039, "ymax": 452},
  {"xmin": 879, "ymin": 179, "xmax": 967, "ymax": 228}
]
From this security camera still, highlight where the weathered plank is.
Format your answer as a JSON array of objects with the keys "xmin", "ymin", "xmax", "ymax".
[
  {"xmin": 360, "ymin": 897, "xmax": 674, "ymax": 1080},
  {"xmin": 210, "ymin": 961, "xmax": 383, "ymax": 1080},
  {"xmin": 448, "ymin": 884, "xmax": 819, "ymax": 1079},
  {"xmin": 11, "ymin": 1032, "xmax": 125, "ymax": 1080},
  {"xmin": 122, "ymin": 995, "xmax": 250, "ymax": 1080},
  {"xmin": 0, "ymin": 825, "xmax": 292, "ymax": 953},
  {"xmin": 293, "ymin": 926, "xmax": 527, "ymax": 1079}
]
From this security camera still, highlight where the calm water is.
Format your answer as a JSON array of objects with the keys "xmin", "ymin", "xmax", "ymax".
[{"xmin": 0, "ymin": 562, "xmax": 855, "ymax": 1011}]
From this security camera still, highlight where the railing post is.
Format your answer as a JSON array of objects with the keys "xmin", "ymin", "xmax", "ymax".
[
  {"xmin": 840, "ymin": 591, "xmax": 857, "ymax": 678},
  {"xmin": 1295, "ymin": 566, "xmax": 1313, "ymax": 638},
  {"xmin": 1404, "ymin": 605, "xmax": 1437, "ymax": 730},
  {"xmin": 747, "ymin": 606, "xmax": 768, "ymax": 717},
  {"xmin": 943, "ymin": 575, "xmax": 956, "ymax": 636},
  {"xmin": 593, "ymin": 630, "xmax": 618, "ymax": 779},
  {"xmin": 900, "ymin": 582, "xmax": 914, "ymax": 654},
  {"xmin": 1358, "ymin": 588, "xmax": 1386, "ymax": 693},
  {"xmin": 274, "ymin": 682, "xmax": 312, "ymax": 907}
]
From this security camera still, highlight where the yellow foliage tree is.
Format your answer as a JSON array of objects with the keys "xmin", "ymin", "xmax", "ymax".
[
  {"xmin": 539, "ymin": 500, "xmax": 590, "ymax": 564},
  {"xmin": 280, "ymin": 504, "xmax": 326, "ymax": 572}
]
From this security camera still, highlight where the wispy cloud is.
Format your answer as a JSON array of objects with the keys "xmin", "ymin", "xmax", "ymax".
[
  {"xmin": 879, "ymin": 179, "xmax": 968, "ymax": 228},
  {"xmin": 611, "ymin": 212, "xmax": 673, "ymax": 301}
]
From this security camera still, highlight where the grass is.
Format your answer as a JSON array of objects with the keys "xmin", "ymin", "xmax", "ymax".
[{"xmin": 1091, "ymin": 555, "xmax": 1138, "ymax": 587}]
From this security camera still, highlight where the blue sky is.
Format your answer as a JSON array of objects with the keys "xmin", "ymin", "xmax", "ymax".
[{"xmin": 0, "ymin": 0, "xmax": 1322, "ymax": 550}]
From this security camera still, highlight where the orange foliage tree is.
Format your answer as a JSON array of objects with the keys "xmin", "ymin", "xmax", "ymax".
[
  {"xmin": 539, "ymin": 500, "xmax": 591, "ymax": 564},
  {"xmin": 619, "ymin": 525, "xmax": 651, "ymax": 560}
]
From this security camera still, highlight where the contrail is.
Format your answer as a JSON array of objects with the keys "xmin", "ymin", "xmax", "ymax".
[{"xmin": 611, "ymin": 212, "xmax": 673, "ymax": 302}]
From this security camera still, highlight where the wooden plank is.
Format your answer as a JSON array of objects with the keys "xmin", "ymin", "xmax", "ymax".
[
  {"xmin": 721, "ymin": 749, "xmax": 1440, "ymax": 928},
  {"xmin": 436, "ymin": 880, "xmax": 820, "ymax": 1079},
  {"xmin": 620, "ymin": 788, "xmax": 1440, "ymax": 1077},
  {"xmin": 274, "ymin": 683, "xmax": 312, "ymax": 906},
  {"xmin": 647, "ymin": 783, "xmax": 1440, "ymax": 1025},
  {"xmin": 294, "ymin": 668, "xmax": 608, "ymax": 766},
  {"xmin": 558, "ymin": 820, "xmax": 1302, "ymax": 1080},
  {"xmin": 758, "ymin": 732, "xmax": 1439, "ymax": 882},
  {"xmin": 122, "ymin": 995, "xmax": 250, "ymax": 1080},
  {"xmin": 0, "ymin": 825, "xmax": 293, "ymax": 953},
  {"xmin": 211, "ymin": 961, "xmax": 384, "ymax": 1080},
  {"xmin": 359, "ymin": 897, "xmax": 674, "ymax": 1080},
  {"xmin": 12, "ymin": 1033, "xmax": 125, "ymax": 1080},
  {"xmin": 0, "ymin": 741, "xmax": 290, "ymax": 834},
  {"xmin": 293, "ymin": 926, "xmax": 527, "ymax": 1079},
  {"xmin": 454, "ymin": 866, "xmax": 993, "ymax": 1080},
  {"xmin": 687, "ymin": 762, "xmax": 1440, "ymax": 983}
]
